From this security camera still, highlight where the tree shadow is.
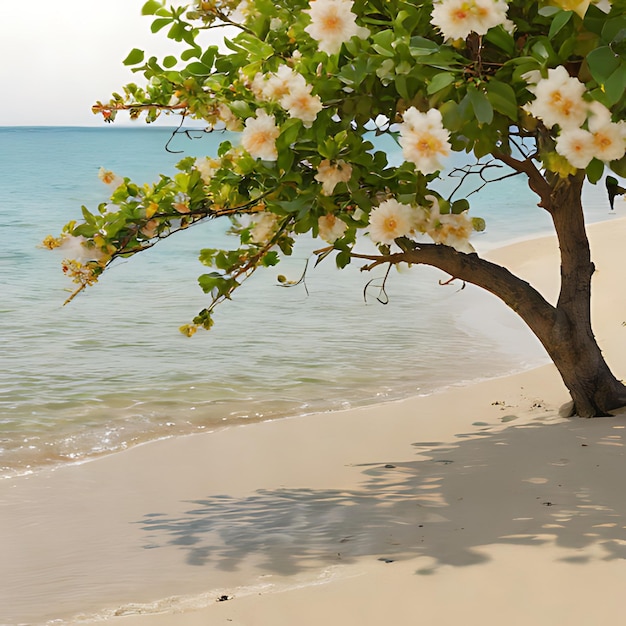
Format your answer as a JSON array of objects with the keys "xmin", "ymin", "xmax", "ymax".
[{"xmin": 137, "ymin": 410, "xmax": 626, "ymax": 576}]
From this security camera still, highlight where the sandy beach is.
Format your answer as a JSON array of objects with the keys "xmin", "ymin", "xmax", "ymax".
[{"xmin": 2, "ymin": 217, "xmax": 626, "ymax": 625}]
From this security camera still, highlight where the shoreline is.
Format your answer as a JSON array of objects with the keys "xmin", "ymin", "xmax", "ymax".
[{"xmin": 2, "ymin": 217, "xmax": 626, "ymax": 625}]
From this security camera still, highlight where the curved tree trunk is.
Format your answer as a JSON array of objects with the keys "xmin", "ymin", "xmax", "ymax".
[
  {"xmin": 543, "ymin": 174, "xmax": 626, "ymax": 416},
  {"xmin": 394, "ymin": 173, "xmax": 626, "ymax": 416}
]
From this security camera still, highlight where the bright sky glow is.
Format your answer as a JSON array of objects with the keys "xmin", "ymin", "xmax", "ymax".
[{"xmin": 0, "ymin": 1, "xmax": 226, "ymax": 126}]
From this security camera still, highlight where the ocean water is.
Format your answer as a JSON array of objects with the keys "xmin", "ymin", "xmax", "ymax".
[{"xmin": 0, "ymin": 126, "xmax": 618, "ymax": 478}]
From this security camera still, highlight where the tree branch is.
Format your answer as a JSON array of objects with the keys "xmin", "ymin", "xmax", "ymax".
[{"xmin": 355, "ymin": 240, "xmax": 558, "ymax": 352}]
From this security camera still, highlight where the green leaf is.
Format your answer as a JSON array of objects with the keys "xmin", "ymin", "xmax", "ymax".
[
  {"xmin": 601, "ymin": 16, "xmax": 626, "ymax": 43},
  {"xmin": 185, "ymin": 61, "xmax": 212, "ymax": 77},
  {"xmin": 467, "ymin": 86, "xmax": 493, "ymax": 125},
  {"xmin": 451, "ymin": 199, "xmax": 470, "ymax": 214},
  {"xmin": 538, "ymin": 5, "xmax": 560, "ymax": 16},
  {"xmin": 548, "ymin": 10, "xmax": 573, "ymax": 40},
  {"xmin": 409, "ymin": 36, "xmax": 439, "ymax": 56},
  {"xmin": 486, "ymin": 81, "xmax": 518, "ymax": 121},
  {"xmin": 123, "ymin": 48, "xmax": 145, "ymax": 66},
  {"xmin": 181, "ymin": 47, "xmax": 201, "ymax": 61},
  {"xmin": 261, "ymin": 251, "xmax": 280, "ymax": 267},
  {"xmin": 587, "ymin": 46, "xmax": 620, "ymax": 84},
  {"xmin": 602, "ymin": 64, "xmax": 626, "ymax": 106},
  {"xmin": 484, "ymin": 26, "xmax": 515, "ymax": 55},
  {"xmin": 162, "ymin": 55, "xmax": 177, "ymax": 68},
  {"xmin": 151, "ymin": 17, "xmax": 172, "ymax": 33},
  {"xmin": 427, "ymin": 72, "xmax": 454, "ymax": 95},
  {"xmin": 609, "ymin": 154, "xmax": 626, "ymax": 178},
  {"xmin": 586, "ymin": 158, "xmax": 604, "ymax": 184},
  {"xmin": 141, "ymin": 0, "xmax": 163, "ymax": 15}
]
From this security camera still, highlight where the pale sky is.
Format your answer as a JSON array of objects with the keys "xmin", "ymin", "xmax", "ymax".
[{"xmin": 0, "ymin": 1, "xmax": 226, "ymax": 126}]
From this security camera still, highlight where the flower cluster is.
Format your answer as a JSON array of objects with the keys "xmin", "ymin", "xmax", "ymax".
[
  {"xmin": 525, "ymin": 66, "xmax": 626, "ymax": 170},
  {"xmin": 399, "ymin": 107, "xmax": 452, "ymax": 174},
  {"xmin": 304, "ymin": 0, "xmax": 369, "ymax": 55},
  {"xmin": 250, "ymin": 65, "xmax": 323, "ymax": 127},
  {"xmin": 368, "ymin": 197, "xmax": 476, "ymax": 253},
  {"xmin": 430, "ymin": 0, "xmax": 510, "ymax": 41}
]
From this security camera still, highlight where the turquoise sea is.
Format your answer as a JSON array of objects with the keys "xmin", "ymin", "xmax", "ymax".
[{"xmin": 0, "ymin": 126, "xmax": 618, "ymax": 478}]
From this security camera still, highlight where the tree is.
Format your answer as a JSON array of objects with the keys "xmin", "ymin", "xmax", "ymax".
[{"xmin": 45, "ymin": 0, "xmax": 626, "ymax": 417}]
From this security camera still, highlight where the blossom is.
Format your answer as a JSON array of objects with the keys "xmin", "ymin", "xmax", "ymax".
[
  {"xmin": 252, "ymin": 66, "xmax": 307, "ymax": 102},
  {"xmin": 195, "ymin": 157, "xmax": 221, "ymax": 184},
  {"xmin": 250, "ymin": 212, "xmax": 279, "ymax": 244},
  {"xmin": 555, "ymin": 128, "xmax": 595, "ymax": 169},
  {"xmin": 429, "ymin": 211, "xmax": 475, "ymax": 253},
  {"xmin": 587, "ymin": 102, "xmax": 626, "ymax": 163},
  {"xmin": 318, "ymin": 214, "xmax": 347, "ymax": 242},
  {"xmin": 304, "ymin": 0, "xmax": 368, "ymax": 55},
  {"xmin": 280, "ymin": 84, "xmax": 323, "ymax": 126},
  {"xmin": 314, "ymin": 159, "xmax": 353, "ymax": 195},
  {"xmin": 525, "ymin": 66, "xmax": 588, "ymax": 130},
  {"xmin": 431, "ymin": 0, "xmax": 509, "ymax": 41},
  {"xmin": 368, "ymin": 199, "xmax": 415, "ymax": 245},
  {"xmin": 59, "ymin": 234, "xmax": 104, "ymax": 263},
  {"xmin": 399, "ymin": 107, "xmax": 451, "ymax": 174},
  {"xmin": 241, "ymin": 110, "xmax": 280, "ymax": 161},
  {"xmin": 98, "ymin": 167, "xmax": 124, "ymax": 189},
  {"xmin": 216, "ymin": 103, "xmax": 243, "ymax": 131}
]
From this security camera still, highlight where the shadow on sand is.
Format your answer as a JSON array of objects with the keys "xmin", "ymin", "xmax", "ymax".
[{"xmin": 137, "ymin": 410, "xmax": 626, "ymax": 576}]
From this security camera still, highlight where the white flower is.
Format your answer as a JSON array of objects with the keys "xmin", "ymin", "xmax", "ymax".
[
  {"xmin": 368, "ymin": 199, "xmax": 415, "ymax": 245},
  {"xmin": 280, "ymin": 84, "xmax": 323, "ymax": 126},
  {"xmin": 241, "ymin": 110, "xmax": 280, "ymax": 161},
  {"xmin": 250, "ymin": 212, "xmax": 279, "ymax": 244},
  {"xmin": 593, "ymin": 0, "xmax": 612, "ymax": 12},
  {"xmin": 318, "ymin": 214, "xmax": 347, "ymax": 242},
  {"xmin": 431, "ymin": 0, "xmax": 509, "ymax": 41},
  {"xmin": 314, "ymin": 159, "xmax": 353, "ymax": 195},
  {"xmin": 555, "ymin": 128, "xmax": 595, "ymax": 169},
  {"xmin": 304, "ymin": 0, "xmax": 368, "ymax": 55},
  {"xmin": 429, "ymin": 211, "xmax": 475, "ymax": 253},
  {"xmin": 254, "ymin": 66, "xmax": 307, "ymax": 102},
  {"xmin": 231, "ymin": 0, "xmax": 256, "ymax": 23},
  {"xmin": 586, "ymin": 101, "xmax": 626, "ymax": 163},
  {"xmin": 98, "ymin": 167, "xmax": 124, "ymax": 189},
  {"xmin": 525, "ymin": 66, "xmax": 588, "ymax": 130},
  {"xmin": 399, "ymin": 107, "xmax": 451, "ymax": 174},
  {"xmin": 217, "ymin": 103, "xmax": 243, "ymax": 132},
  {"xmin": 195, "ymin": 157, "xmax": 221, "ymax": 184},
  {"xmin": 591, "ymin": 125, "xmax": 626, "ymax": 164},
  {"xmin": 59, "ymin": 235, "xmax": 104, "ymax": 263}
]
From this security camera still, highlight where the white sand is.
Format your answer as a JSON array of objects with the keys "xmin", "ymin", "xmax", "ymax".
[{"xmin": 2, "ymin": 218, "xmax": 626, "ymax": 626}]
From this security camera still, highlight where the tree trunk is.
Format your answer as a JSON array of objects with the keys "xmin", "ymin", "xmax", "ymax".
[
  {"xmin": 542, "ymin": 174, "xmax": 626, "ymax": 416},
  {"xmin": 396, "ymin": 174, "xmax": 626, "ymax": 416}
]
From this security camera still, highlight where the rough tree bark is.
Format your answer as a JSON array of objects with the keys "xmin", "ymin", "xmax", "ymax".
[{"xmin": 387, "ymin": 169, "xmax": 626, "ymax": 417}]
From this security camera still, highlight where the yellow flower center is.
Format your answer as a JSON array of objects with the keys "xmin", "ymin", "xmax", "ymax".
[{"xmin": 415, "ymin": 134, "xmax": 444, "ymax": 155}]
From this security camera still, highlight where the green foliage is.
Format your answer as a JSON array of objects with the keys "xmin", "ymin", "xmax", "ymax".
[{"xmin": 55, "ymin": 0, "xmax": 626, "ymax": 334}]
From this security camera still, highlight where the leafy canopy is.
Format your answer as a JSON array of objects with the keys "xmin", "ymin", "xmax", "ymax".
[{"xmin": 46, "ymin": 0, "xmax": 626, "ymax": 335}]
